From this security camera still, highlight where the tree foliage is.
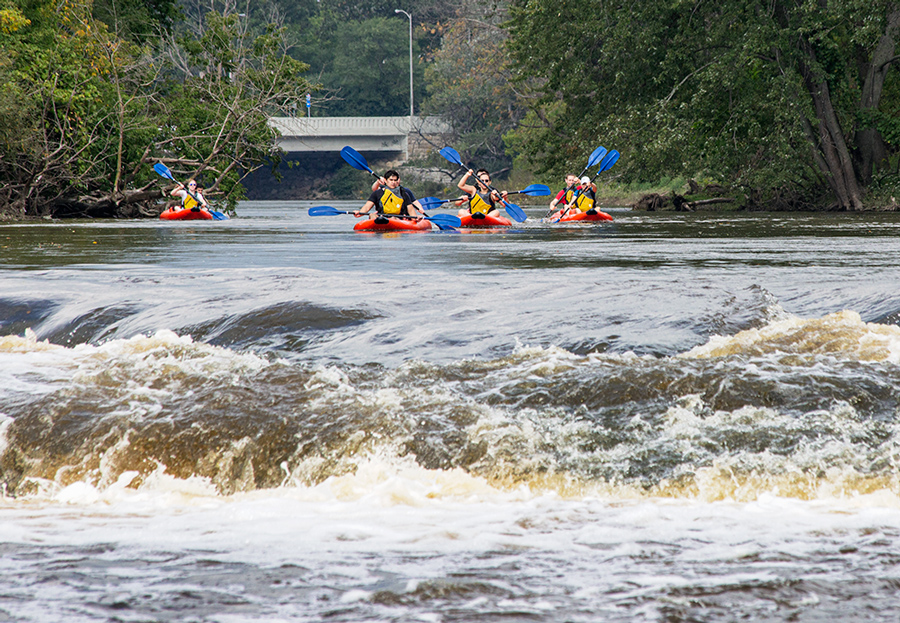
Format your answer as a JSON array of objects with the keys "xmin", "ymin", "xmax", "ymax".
[
  {"xmin": 0, "ymin": 0, "xmax": 156, "ymax": 215},
  {"xmin": 245, "ymin": 0, "xmax": 459, "ymax": 117},
  {"xmin": 159, "ymin": 7, "xmax": 312, "ymax": 208},
  {"xmin": 0, "ymin": 0, "xmax": 312, "ymax": 217},
  {"xmin": 505, "ymin": 0, "xmax": 900, "ymax": 209},
  {"xmin": 310, "ymin": 17, "xmax": 426, "ymax": 117},
  {"xmin": 423, "ymin": 0, "xmax": 527, "ymax": 175},
  {"xmin": 92, "ymin": 0, "xmax": 178, "ymax": 43}
]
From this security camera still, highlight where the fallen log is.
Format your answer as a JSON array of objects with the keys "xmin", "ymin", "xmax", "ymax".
[
  {"xmin": 687, "ymin": 197, "xmax": 735, "ymax": 209},
  {"xmin": 633, "ymin": 193, "xmax": 735, "ymax": 211}
]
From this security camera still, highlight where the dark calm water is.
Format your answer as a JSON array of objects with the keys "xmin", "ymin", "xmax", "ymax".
[{"xmin": 2, "ymin": 202, "xmax": 900, "ymax": 622}]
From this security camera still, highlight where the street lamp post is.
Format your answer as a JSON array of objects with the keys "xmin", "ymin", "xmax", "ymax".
[{"xmin": 394, "ymin": 9, "xmax": 413, "ymax": 129}]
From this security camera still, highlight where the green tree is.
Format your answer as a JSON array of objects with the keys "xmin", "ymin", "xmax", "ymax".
[
  {"xmin": 92, "ymin": 0, "xmax": 178, "ymax": 43},
  {"xmin": 423, "ymin": 0, "xmax": 526, "ymax": 175},
  {"xmin": 0, "ymin": 0, "xmax": 313, "ymax": 217},
  {"xmin": 308, "ymin": 16, "xmax": 426, "ymax": 117},
  {"xmin": 157, "ymin": 9, "xmax": 313, "ymax": 209},
  {"xmin": 505, "ymin": 0, "xmax": 900, "ymax": 209},
  {"xmin": 0, "ymin": 0, "xmax": 161, "ymax": 216},
  {"xmin": 281, "ymin": 0, "xmax": 453, "ymax": 118}
]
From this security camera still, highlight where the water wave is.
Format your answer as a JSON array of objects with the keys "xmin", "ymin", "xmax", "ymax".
[
  {"xmin": 683, "ymin": 309, "xmax": 900, "ymax": 363},
  {"xmin": 2, "ymin": 310, "xmax": 900, "ymax": 505}
]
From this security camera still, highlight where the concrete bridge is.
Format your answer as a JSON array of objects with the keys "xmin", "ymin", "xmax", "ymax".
[{"xmin": 268, "ymin": 116, "xmax": 453, "ymax": 161}]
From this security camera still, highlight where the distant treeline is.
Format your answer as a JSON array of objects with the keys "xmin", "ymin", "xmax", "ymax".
[
  {"xmin": 2, "ymin": 0, "xmax": 897, "ymax": 217},
  {"xmin": 504, "ymin": 0, "xmax": 900, "ymax": 210}
]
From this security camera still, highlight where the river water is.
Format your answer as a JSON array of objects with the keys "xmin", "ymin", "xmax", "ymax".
[{"xmin": 2, "ymin": 201, "xmax": 900, "ymax": 621}]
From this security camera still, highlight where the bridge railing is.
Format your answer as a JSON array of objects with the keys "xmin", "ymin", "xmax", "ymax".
[{"xmin": 269, "ymin": 116, "xmax": 453, "ymax": 159}]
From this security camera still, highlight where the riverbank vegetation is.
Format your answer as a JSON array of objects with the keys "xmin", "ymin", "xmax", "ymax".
[
  {"xmin": 504, "ymin": 0, "xmax": 900, "ymax": 211},
  {"xmin": 0, "ymin": 0, "xmax": 312, "ymax": 218},
  {"xmin": 2, "ymin": 0, "xmax": 898, "ymax": 217}
]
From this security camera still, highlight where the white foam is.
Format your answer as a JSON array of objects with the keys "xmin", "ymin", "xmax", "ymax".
[{"xmin": 683, "ymin": 310, "xmax": 900, "ymax": 363}]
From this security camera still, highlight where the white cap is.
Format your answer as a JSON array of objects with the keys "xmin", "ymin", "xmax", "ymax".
[{"xmin": 580, "ymin": 176, "xmax": 590, "ymax": 185}]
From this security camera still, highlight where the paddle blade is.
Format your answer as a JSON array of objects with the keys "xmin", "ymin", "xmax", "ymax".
[
  {"xmin": 426, "ymin": 213, "xmax": 462, "ymax": 228},
  {"xmin": 209, "ymin": 210, "xmax": 229, "ymax": 220},
  {"xmin": 439, "ymin": 146, "xmax": 463, "ymax": 167},
  {"xmin": 153, "ymin": 162, "xmax": 175, "ymax": 181},
  {"xmin": 597, "ymin": 150, "xmax": 620, "ymax": 173},
  {"xmin": 308, "ymin": 206, "xmax": 347, "ymax": 216},
  {"xmin": 586, "ymin": 146, "xmax": 608, "ymax": 169},
  {"xmin": 340, "ymin": 146, "xmax": 374, "ymax": 174},
  {"xmin": 503, "ymin": 201, "xmax": 527, "ymax": 223},
  {"xmin": 418, "ymin": 197, "xmax": 449, "ymax": 210},
  {"xmin": 518, "ymin": 184, "xmax": 551, "ymax": 196}
]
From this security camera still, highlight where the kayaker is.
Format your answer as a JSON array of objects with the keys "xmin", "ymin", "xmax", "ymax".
[
  {"xmin": 170, "ymin": 180, "xmax": 209, "ymax": 212},
  {"xmin": 355, "ymin": 170, "xmax": 426, "ymax": 219},
  {"xmin": 547, "ymin": 173, "xmax": 580, "ymax": 217},
  {"xmin": 456, "ymin": 169, "xmax": 507, "ymax": 218},
  {"xmin": 559, "ymin": 176, "xmax": 597, "ymax": 218}
]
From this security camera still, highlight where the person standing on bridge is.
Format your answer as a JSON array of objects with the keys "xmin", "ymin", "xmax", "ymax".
[{"xmin": 354, "ymin": 170, "xmax": 426, "ymax": 220}]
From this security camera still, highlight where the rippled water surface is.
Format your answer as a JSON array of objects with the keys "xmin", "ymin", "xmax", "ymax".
[{"xmin": 3, "ymin": 202, "xmax": 900, "ymax": 622}]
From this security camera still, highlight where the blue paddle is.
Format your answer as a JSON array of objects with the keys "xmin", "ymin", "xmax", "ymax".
[
  {"xmin": 308, "ymin": 205, "xmax": 461, "ymax": 230},
  {"xmin": 438, "ymin": 147, "xmax": 527, "ymax": 222},
  {"xmin": 419, "ymin": 184, "xmax": 549, "ymax": 211},
  {"xmin": 340, "ymin": 146, "xmax": 380, "ymax": 179},
  {"xmin": 579, "ymin": 146, "xmax": 608, "ymax": 179},
  {"xmin": 417, "ymin": 196, "xmax": 458, "ymax": 210},
  {"xmin": 152, "ymin": 163, "xmax": 228, "ymax": 220},
  {"xmin": 593, "ymin": 150, "xmax": 620, "ymax": 177},
  {"xmin": 308, "ymin": 206, "xmax": 356, "ymax": 216},
  {"xmin": 507, "ymin": 184, "xmax": 552, "ymax": 197}
]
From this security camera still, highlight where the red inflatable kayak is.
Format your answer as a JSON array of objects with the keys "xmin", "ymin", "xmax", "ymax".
[
  {"xmin": 552, "ymin": 208, "xmax": 613, "ymax": 223},
  {"xmin": 459, "ymin": 212, "xmax": 512, "ymax": 228},
  {"xmin": 160, "ymin": 207, "xmax": 213, "ymax": 220},
  {"xmin": 354, "ymin": 215, "xmax": 433, "ymax": 232}
]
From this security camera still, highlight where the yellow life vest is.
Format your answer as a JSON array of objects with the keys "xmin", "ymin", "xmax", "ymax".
[
  {"xmin": 574, "ymin": 192, "xmax": 595, "ymax": 212},
  {"xmin": 182, "ymin": 191, "xmax": 199, "ymax": 210},
  {"xmin": 469, "ymin": 192, "xmax": 493, "ymax": 215},
  {"xmin": 379, "ymin": 188, "xmax": 404, "ymax": 215}
]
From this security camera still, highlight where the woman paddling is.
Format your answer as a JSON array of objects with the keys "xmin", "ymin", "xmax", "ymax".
[
  {"xmin": 170, "ymin": 179, "xmax": 209, "ymax": 212},
  {"xmin": 456, "ymin": 169, "xmax": 507, "ymax": 219}
]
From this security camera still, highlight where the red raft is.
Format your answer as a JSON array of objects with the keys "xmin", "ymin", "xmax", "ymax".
[
  {"xmin": 459, "ymin": 212, "xmax": 512, "ymax": 228},
  {"xmin": 354, "ymin": 215, "xmax": 433, "ymax": 232},
  {"xmin": 160, "ymin": 207, "xmax": 214, "ymax": 221},
  {"xmin": 552, "ymin": 208, "xmax": 613, "ymax": 223}
]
